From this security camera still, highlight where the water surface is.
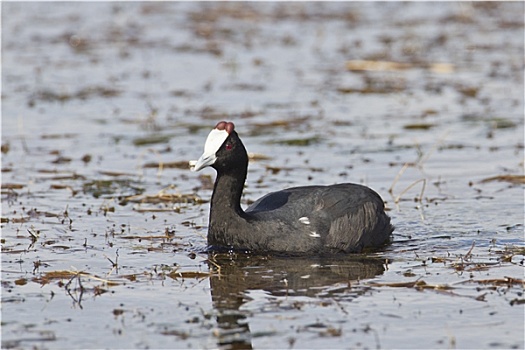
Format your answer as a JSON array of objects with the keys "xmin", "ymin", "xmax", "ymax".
[{"xmin": 2, "ymin": 2, "xmax": 524, "ymax": 349}]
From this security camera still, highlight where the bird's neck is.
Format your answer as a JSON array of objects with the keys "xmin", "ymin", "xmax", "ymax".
[
  {"xmin": 210, "ymin": 169, "xmax": 246, "ymax": 216},
  {"xmin": 208, "ymin": 168, "xmax": 250, "ymax": 248}
]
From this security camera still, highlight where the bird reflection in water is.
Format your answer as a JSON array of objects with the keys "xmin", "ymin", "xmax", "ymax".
[{"xmin": 207, "ymin": 254, "xmax": 386, "ymax": 349}]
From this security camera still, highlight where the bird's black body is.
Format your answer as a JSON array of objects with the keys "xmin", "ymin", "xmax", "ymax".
[{"xmin": 193, "ymin": 122, "xmax": 393, "ymax": 255}]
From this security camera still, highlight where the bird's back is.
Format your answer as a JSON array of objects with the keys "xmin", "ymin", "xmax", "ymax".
[{"xmin": 246, "ymin": 183, "xmax": 393, "ymax": 253}]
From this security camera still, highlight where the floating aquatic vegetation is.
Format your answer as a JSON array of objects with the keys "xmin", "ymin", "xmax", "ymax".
[
  {"xmin": 32, "ymin": 270, "xmax": 121, "ymax": 287},
  {"xmin": 132, "ymin": 134, "xmax": 172, "ymax": 146},
  {"xmin": 403, "ymin": 123, "xmax": 437, "ymax": 130},
  {"xmin": 82, "ymin": 179, "xmax": 145, "ymax": 198},
  {"xmin": 28, "ymin": 86, "xmax": 120, "ymax": 105},
  {"xmin": 248, "ymin": 152, "xmax": 272, "ymax": 161},
  {"xmin": 345, "ymin": 60, "xmax": 454, "ymax": 73},
  {"xmin": 480, "ymin": 175, "xmax": 525, "ymax": 184},
  {"xmin": 1, "ymin": 142, "xmax": 10, "ymax": 154},
  {"xmin": 142, "ymin": 161, "xmax": 191, "ymax": 169},
  {"xmin": 126, "ymin": 192, "xmax": 206, "ymax": 205},
  {"xmin": 488, "ymin": 117, "xmax": 518, "ymax": 129},
  {"xmin": 167, "ymin": 269, "xmax": 215, "ymax": 280},
  {"xmin": 1, "ymin": 183, "xmax": 25, "ymax": 190},
  {"xmin": 270, "ymin": 136, "xmax": 322, "ymax": 146}
]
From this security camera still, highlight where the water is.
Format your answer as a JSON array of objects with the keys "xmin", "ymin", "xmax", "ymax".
[{"xmin": 2, "ymin": 2, "xmax": 524, "ymax": 349}]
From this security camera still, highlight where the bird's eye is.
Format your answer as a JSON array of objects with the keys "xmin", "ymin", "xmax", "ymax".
[{"xmin": 225, "ymin": 142, "xmax": 233, "ymax": 150}]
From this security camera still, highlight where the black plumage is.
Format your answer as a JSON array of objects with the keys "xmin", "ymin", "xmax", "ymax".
[{"xmin": 193, "ymin": 121, "xmax": 393, "ymax": 255}]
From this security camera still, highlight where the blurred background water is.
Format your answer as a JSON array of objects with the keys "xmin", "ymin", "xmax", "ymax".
[{"xmin": 2, "ymin": 2, "xmax": 523, "ymax": 349}]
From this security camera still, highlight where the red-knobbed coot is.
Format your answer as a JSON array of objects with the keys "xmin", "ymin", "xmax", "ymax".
[{"xmin": 192, "ymin": 121, "xmax": 393, "ymax": 254}]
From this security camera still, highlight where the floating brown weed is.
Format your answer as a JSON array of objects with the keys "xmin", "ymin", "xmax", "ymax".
[
  {"xmin": 125, "ymin": 185, "xmax": 206, "ymax": 211},
  {"xmin": 480, "ymin": 175, "xmax": 525, "ymax": 184}
]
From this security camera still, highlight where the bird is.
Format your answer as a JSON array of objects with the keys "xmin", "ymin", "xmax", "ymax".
[{"xmin": 191, "ymin": 121, "xmax": 393, "ymax": 255}]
